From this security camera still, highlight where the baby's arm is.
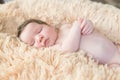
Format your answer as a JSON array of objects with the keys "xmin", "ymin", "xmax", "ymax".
[
  {"xmin": 61, "ymin": 21, "xmax": 81, "ymax": 52},
  {"xmin": 61, "ymin": 18, "xmax": 94, "ymax": 53}
]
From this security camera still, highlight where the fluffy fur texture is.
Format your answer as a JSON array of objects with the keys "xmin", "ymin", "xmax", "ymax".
[{"xmin": 0, "ymin": 0, "xmax": 120, "ymax": 80}]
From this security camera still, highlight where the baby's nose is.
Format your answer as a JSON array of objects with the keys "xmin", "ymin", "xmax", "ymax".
[
  {"xmin": 36, "ymin": 35, "xmax": 46, "ymax": 46},
  {"xmin": 41, "ymin": 38, "xmax": 46, "ymax": 46}
]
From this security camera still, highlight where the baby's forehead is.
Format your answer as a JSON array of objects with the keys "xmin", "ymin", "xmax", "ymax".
[
  {"xmin": 25, "ymin": 22, "xmax": 42, "ymax": 30},
  {"xmin": 20, "ymin": 22, "xmax": 42, "ymax": 44},
  {"xmin": 27, "ymin": 22, "xmax": 40, "ymax": 27}
]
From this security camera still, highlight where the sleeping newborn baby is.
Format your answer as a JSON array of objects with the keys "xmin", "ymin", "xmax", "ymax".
[{"xmin": 17, "ymin": 18, "xmax": 120, "ymax": 67}]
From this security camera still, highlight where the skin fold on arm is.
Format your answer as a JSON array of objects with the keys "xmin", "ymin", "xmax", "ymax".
[
  {"xmin": 61, "ymin": 18, "xmax": 93, "ymax": 53},
  {"xmin": 61, "ymin": 21, "xmax": 81, "ymax": 52}
]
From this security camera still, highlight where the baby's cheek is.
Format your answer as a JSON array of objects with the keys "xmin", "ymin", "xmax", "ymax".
[
  {"xmin": 44, "ymin": 30, "xmax": 51, "ymax": 37},
  {"xmin": 48, "ymin": 40, "xmax": 55, "ymax": 46}
]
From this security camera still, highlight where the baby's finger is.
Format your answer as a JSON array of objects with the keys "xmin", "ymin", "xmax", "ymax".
[
  {"xmin": 87, "ymin": 27, "xmax": 93, "ymax": 34},
  {"xmin": 84, "ymin": 26, "xmax": 93, "ymax": 35},
  {"xmin": 80, "ymin": 19, "xmax": 86, "ymax": 30},
  {"xmin": 81, "ymin": 23, "xmax": 88, "ymax": 33},
  {"xmin": 85, "ymin": 27, "xmax": 91, "ymax": 34}
]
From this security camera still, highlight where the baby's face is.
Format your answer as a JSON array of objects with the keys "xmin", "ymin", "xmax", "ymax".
[{"xmin": 20, "ymin": 22, "xmax": 58, "ymax": 48}]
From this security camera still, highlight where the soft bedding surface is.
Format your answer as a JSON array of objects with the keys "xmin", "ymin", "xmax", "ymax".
[{"xmin": 0, "ymin": 0, "xmax": 120, "ymax": 80}]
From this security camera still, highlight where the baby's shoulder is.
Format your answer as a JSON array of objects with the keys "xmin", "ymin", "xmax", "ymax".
[{"xmin": 56, "ymin": 24, "xmax": 71, "ymax": 45}]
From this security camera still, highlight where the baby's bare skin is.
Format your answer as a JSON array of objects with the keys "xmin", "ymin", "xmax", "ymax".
[
  {"xmin": 56, "ymin": 19, "xmax": 120, "ymax": 65},
  {"xmin": 19, "ymin": 18, "xmax": 120, "ymax": 67},
  {"xmin": 81, "ymin": 31, "xmax": 120, "ymax": 64}
]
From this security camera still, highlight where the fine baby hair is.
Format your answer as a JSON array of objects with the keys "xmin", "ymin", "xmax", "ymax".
[{"xmin": 17, "ymin": 19, "xmax": 48, "ymax": 37}]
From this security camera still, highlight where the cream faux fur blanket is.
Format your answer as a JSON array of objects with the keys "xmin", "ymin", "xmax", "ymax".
[{"xmin": 0, "ymin": 0, "xmax": 120, "ymax": 80}]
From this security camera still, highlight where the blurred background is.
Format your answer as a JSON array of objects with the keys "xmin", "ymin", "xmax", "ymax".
[
  {"xmin": 0, "ymin": 0, "xmax": 12, "ymax": 4},
  {"xmin": 91, "ymin": 0, "xmax": 120, "ymax": 8},
  {"xmin": 0, "ymin": 0, "xmax": 120, "ymax": 9}
]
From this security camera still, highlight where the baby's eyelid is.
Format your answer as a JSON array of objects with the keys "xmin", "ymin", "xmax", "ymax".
[
  {"xmin": 38, "ymin": 26, "xmax": 43, "ymax": 33},
  {"xmin": 40, "ymin": 27, "xmax": 43, "ymax": 31}
]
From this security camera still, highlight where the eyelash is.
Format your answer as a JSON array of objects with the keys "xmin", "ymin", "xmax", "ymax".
[{"xmin": 39, "ymin": 27, "xmax": 43, "ymax": 33}]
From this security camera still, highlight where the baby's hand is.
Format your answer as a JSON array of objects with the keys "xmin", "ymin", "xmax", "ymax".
[{"xmin": 78, "ymin": 18, "xmax": 94, "ymax": 35}]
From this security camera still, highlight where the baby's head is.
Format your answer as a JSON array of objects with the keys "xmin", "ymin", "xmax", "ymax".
[{"xmin": 17, "ymin": 19, "xmax": 58, "ymax": 48}]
